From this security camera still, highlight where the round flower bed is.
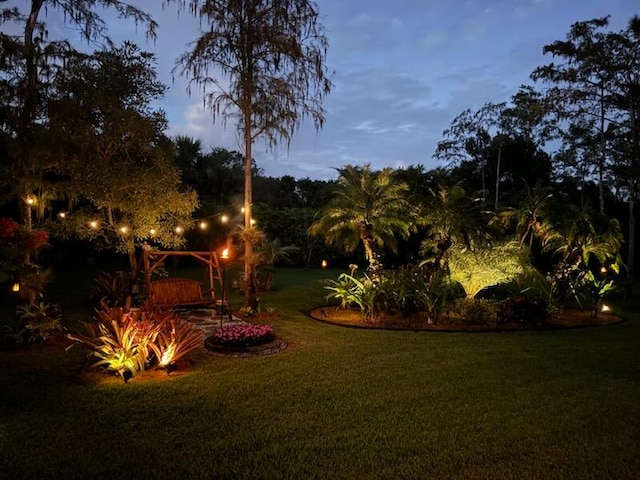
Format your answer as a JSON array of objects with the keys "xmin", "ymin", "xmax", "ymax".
[
  {"xmin": 209, "ymin": 323, "xmax": 275, "ymax": 348},
  {"xmin": 204, "ymin": 323, "xmax": 286, "ymax": 357}
]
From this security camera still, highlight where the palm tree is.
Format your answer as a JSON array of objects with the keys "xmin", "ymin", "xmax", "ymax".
[
  {"xmin": 492, "ymin": 181, "xmax": 553, "ymax": 249},
  {"xmin": 172, "ymin": 135, "xmax": 203, "ymax": 187},
  {"xmin": 309, "ymin": 164, "xmax": 416, "ymax": 274},
  {"xmin": 419, "ymin": 184, "xmax": 487, "ymax": 271}
]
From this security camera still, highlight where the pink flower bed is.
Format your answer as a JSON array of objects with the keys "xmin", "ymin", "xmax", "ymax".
[{"xmin": 210, "ymin": 323, "xmax": 275, "ymax": 348}]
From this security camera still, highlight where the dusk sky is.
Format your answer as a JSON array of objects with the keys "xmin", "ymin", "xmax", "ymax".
[{"xmin": 14, "ymin": 1, "xmax": 640, "ymax": 179}]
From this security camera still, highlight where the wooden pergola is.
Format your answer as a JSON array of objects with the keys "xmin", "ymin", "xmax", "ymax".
[{"xmin": 142, "ymin": 249, "xmax": 225, "ymax": 301}]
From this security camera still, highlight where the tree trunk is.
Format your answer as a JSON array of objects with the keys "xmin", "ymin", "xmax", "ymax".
[
  {"xmin": 361, "ymin": 225, "xmax": 380, "ymax": 282},
  {"xmin": 18, "ymin": 1, "xmax": 45, "ymax": 266},
  {"xmin": 598, "ymin": 82, "xmax": 606, "ymax": 214},
  {"xmin": 628, "ymin": 97, "xmax": 639, "ymax": 293},
  {"xmin": 628, "ymin": 179, "xmax": 636, "ymax": 287},
  {"xmin": 494, "ymin": 144, "xmax": 502, "ymax": 212},
  {"xmin": 243, "ymin": 110, "xmax": 258, "ymax": 311},
  {"xmin": 21, "ymin": 196, "xmax": 33, "ymax": 265},
  {"xmin": 20, "ymin": 0, "xmax": 44, "ymax": 139}
]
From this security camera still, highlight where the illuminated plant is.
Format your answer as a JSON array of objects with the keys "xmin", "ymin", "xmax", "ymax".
[
  {"xmin": 68, "ymin": 308, "xmax": 147, "ymax": 382},
  {"xmin": 324, "ymin": 273, "xmax": 366, "ymax": 311},
  {"xmin": 67, "ymin": 305, "xmax": 203, "ymax": 382},
  {"xmin": 152, "ymin": 318, "xmax": 203, "ymax": 369},
  {"xmin": 447, "ymin": 241, "xmax": 527, "ymax": 299}
]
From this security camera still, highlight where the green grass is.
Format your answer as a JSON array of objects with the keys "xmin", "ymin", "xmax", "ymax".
[{"xmin": 1, "ymin": 267, "xmax": 639, "ymax": 479}]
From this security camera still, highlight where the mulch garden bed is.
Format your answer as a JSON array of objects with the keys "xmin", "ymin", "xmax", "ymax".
[{"xmin": 309, "ymin": 306, "xmax": 624, "ymax": 332}]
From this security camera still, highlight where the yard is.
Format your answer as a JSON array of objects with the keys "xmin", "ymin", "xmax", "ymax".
[{"xmin": 1, "ymin": 267, "xmax": 639, "ymax": 479}]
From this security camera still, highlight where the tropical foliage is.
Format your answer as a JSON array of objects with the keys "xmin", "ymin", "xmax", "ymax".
[
  {"xmin": 67, "ymin": 305, "xmax": 203, "ymax": 382},
  {"xmin": 310, "ymin": 164, "xmax": 417, "ymax": 274}
]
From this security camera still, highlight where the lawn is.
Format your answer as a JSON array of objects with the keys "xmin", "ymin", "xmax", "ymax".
[{"xmin": 1, "ymin": 266, "xmax": 639, "ymax": 479}]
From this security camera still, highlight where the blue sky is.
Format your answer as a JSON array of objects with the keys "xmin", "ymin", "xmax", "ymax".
[{"xmin": 10, "ymin": 0, "xmax": 640, "ymax": 179}]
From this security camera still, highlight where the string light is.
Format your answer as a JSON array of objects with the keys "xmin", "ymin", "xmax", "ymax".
[
  {"xmin": 175, "ymin": 226, "xmax": 183, "ymax": 234},
  {"xmin": 250, "ymin": 218, "xmax": 256, "ymax": 226},
  {"xmin": 199, "ymin": 221, "xmax": 208, "ymax": 230},
  {"xmin": 26, "ymin": 196, "xmax": 35, "ymax": 205},
  {"xmin": 220, "ymin": 214, "xmax": 229, "ymax": 224},
  {"xmin": 149, "ymin": 228, "xmax": 157, "ymax": 235},
  {"xmin": 89, "ymin": 220, "xmax": 99, "ymax": 229},
  {"xmin": 119, "ymin": 226, "xmax": 128, "ymax": 234},
  {"xmin": 58, "ymin": 212, "xmax": 66, "ymax": 219}
]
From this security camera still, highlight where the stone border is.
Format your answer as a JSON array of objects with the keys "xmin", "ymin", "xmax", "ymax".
[{"xmin": 204, "ymin": 337, "xmax": 287, "ymax": 357}]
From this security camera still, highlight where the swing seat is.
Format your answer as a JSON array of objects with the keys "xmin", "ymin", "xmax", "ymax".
[{"xmin": 148, "ymin": 277, "xmax": 215, "ymax": 308}]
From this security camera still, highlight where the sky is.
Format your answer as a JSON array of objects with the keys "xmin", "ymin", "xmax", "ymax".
[{"xmin": 10, "ymin": 0, "xmax": 640, "ymax": 180}]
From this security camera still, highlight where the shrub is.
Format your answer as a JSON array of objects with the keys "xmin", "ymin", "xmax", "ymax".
[
  {"xmin": 68, "ymin": 308, "xmax": 147, "ymax": 382},
  {"xmin": 67, "ymin": 305, "xmax": 203, "ymax": 382},
  {"xmin": 91, "ymin": 271, "xmax": 133, "ymax": 308},
  {"xmin": 17, "ymin": 302, "xmax": 64, "ymax": 344},
  {"xmin": 324, "ymin": 266, "xmax": 459, "ymax": 323},
  {"xmin": 452, "ymin": 298, "xmax": 498, "ymax": 326},
  {"xmin": 152, "ymin": 317, "xmax": 205, "ymax": 368},
  {"xmin": 209, "ymin": 323, "xmax": 275, "ymax": 348},
  {"xmin": 496, "ymin": 295, "xmax": 548, "ymax": 325},
  {"xmin": 448, "ymin": 242, "xmax": 526, "ymax": 298},
  {"xmin": 324, "ymin": 273, "xmax": 366, "ymax": 311}
]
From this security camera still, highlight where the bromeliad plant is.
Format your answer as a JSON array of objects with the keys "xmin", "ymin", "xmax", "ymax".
[
  {"xmin": 67, "ymin": 305, "xmax": 203, "ymax": 382},
  {"xmin": 17, "ymin": 302, "xmax": 64, "ymax": 344}
]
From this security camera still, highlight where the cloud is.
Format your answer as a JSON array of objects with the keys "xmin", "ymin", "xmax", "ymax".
[{"xmin": 5, "ymin": 0, "xmax": 639, "ymax": 181}]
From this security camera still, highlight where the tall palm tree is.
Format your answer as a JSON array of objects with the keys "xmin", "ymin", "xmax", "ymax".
[{"xmin": 309, "ymin": 164, "xmax": 416, "ymax": 273}]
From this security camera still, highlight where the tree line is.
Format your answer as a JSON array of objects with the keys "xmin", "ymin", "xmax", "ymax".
[{"xmin": 0, "ymin": 4, "xmax": 638, "ymax": 307}]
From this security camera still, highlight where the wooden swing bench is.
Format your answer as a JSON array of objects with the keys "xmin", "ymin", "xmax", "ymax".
[
  {"xmin": 148, "ymin": 277, "xmax": 216, "ymax": 308},
  {"xmin": 143, "ymin": 250, "xmax": 230, "ymax": 319}
]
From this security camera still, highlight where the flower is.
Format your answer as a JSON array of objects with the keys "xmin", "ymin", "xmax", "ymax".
[
  {"xmin": 24, "ymin": 230, "xmax": 49, "ymax": 250},
  {"xmin": 0, "ymin": 218, "xmax": 18, "ymax": 238},
  {"xmin": 210, "ymin": 323, "xmax": 275, "ymax": 348}
]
